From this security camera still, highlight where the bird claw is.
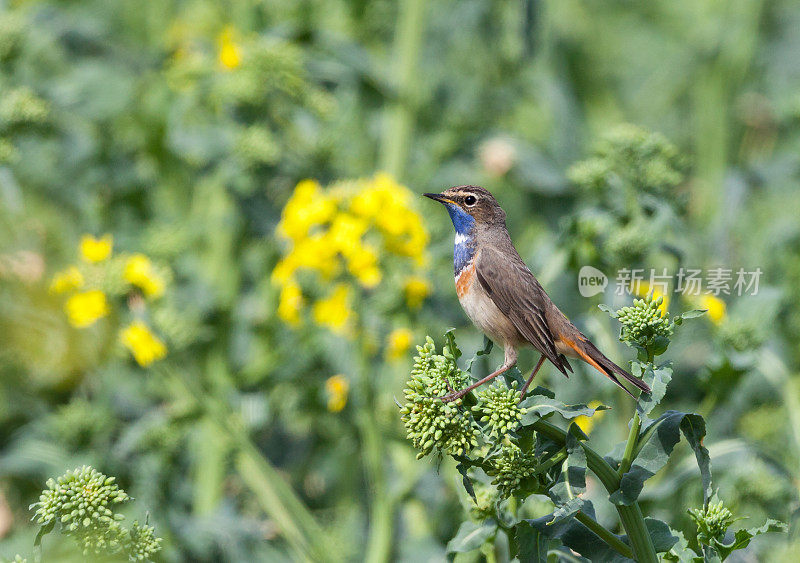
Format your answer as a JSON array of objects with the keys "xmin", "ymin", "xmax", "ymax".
[{"xmin": 439, "ymin": 390, "xmax": 466, "ymax": 403}]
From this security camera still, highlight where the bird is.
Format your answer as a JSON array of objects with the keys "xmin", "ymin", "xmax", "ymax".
[{"xmin": 423, "ymin": 185, "xmax": 651, "ymax": 402}]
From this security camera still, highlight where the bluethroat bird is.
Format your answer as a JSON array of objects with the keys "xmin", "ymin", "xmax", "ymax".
[{"xmin": 424, "ymin": 185, "xmax": 651, "ymax": 402}]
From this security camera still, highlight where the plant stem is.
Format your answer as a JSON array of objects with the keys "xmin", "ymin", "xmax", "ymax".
[
  {"xmin": 618, "ymin": 411, "xmax": 641, "ymax": 477},
  {"xmin": 575, "ymin": 511, "xmax": 634, "ymax": 559},
  {"xmin": 620, "ymin": 351, "xmax": 652, "ymax": 477},
  {"xmin": 538, "ymin": 448, "xmax": 568, "ymax": 474},
  {"xmin": 532, "ymin": 419, "xmax": 658, "ymax": 563},
  {"xmin": 159, "ymin": 366, "xmax": 331, "ymax": 562},
  {"xmin": 380, "ymin": 0, "xmax": 426, "ymax": 177}
]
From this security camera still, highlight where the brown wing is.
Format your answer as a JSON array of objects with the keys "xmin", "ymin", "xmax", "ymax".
[{"xmin": 475, "ymin": 246, "xmax": 570, "ymax": 376}]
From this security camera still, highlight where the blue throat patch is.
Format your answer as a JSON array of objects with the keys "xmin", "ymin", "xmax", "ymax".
[{"xmin": 445, "ymin": 204, "xmax": 476, "ymax": 276}]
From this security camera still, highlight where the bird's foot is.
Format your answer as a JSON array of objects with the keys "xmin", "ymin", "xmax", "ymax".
[{"xmin": 439, "ymin": 389, "xmax": 467, "ymax": 403}]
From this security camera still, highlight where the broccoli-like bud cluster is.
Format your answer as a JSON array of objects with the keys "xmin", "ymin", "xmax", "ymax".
[
  {"xmin": 30, "ymin": 466, "xmax": 162, "ymax": 561},
  {"xmin": 486, "ymin": 441, "xmax": 539, "ymax": 498},
  {"xmin": 400, "ymin": 338, "xmax": 479, "ymax": 460},
  {"xmin": 472, "ymin": 380, "xmax": 526, "ymax": 439},
  {"xmin": 688, "ymin": 499, "xmax": 735, "ymax": 544},
  {"xmin": 614, "ymin": 294, "xmax": 673, "ymax": 348}
]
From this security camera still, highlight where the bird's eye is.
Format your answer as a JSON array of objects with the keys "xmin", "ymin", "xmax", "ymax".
[{"xmin": 464, "ymin": 195, "xmax": 477, "ymax": 206}]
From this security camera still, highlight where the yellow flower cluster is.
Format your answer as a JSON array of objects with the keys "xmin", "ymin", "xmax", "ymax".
[
  {"xmin": 124, "ymin": 254, "xmax": 166, "ymax": 298},
  {"xmin": 65, "ymin": 290, "xmax": 109, "ymax": 328},
  {"xmin": 217, "ymin": 26, "xmax": 241, "ymax": 70},
  {"xmin": 698, "ymin": 294, "xmax": 726, "ymax": 325},
  {"xmin": 325, "ymin": 375, "xmax": 349, "ymax": 413},
  {"xmin": 50, "ymin": 266, "xmax": 84, "ymax": 294},
  {"xmin": 120, "ymin": 321, "xmax": 168, "ymax": 367},
  {"xmin": 80, "ymin": 234, "xmax": 113, "ymax": 263},
  {"xmin": 386, "ymin": 328, "xmax": 414, "ymax": 360},
  {"xmin": 273, "ymin": 174, "xmax": 430, "ymax": 333},
  {"xmin": 49, "ymin": 234, "xmax": 169, "ymax": 368}
]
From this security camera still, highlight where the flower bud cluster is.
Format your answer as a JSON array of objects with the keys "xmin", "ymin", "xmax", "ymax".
[
  {"xmin": 472, "ymin": 380, "xmax": 526, "ymax": 439},
  {"xmin": 486, "ymin": 441, "xmax": 539, "ymax": 498},
  {"xmin": 400, "ymin": 338, "xmax": 478, "ymax": 460},
  {"xmin": 30, "ymin": 466, "xmax": 162, "ymax": 560},
  {"xmin": 689, "ymin": 499, "xmax": 735, "ymax": 544},
  {"xmin": 615, "ymin": 294, "xmax": 673, "ymax": 347}
]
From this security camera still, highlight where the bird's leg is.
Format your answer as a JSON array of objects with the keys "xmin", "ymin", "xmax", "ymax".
[
  {"xmin": 441, "ymin": 345, "xmax": 517, "ymax": 403},
  {"xmin": 519, "ymin": 354, "xmax": 546, "ymax": 400},
  {"xmin": 440, "ymin": 363, "xmax": 512, "ymax": 403}
]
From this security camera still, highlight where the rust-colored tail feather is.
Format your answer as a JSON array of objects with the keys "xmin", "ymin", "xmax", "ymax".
[{"xmin": 570, "ymin": 340, "xmax": 651, "ymax": 397}]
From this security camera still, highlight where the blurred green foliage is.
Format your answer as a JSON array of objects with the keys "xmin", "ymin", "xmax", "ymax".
[{"xmin": 1, "ymin": 0, "xmax": 800, "ymax": 561}]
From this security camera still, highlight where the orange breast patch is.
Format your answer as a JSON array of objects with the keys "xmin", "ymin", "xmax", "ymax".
[{"xmin": 455, "ymin": 262, "xmax": 475, "ymax": 298}]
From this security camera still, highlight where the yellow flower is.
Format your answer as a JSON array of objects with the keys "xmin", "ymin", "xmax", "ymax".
[
  {"xmin": 79, "ymin": 234, "xmax": 113, "ymax": 263},
  {"xmin": 277, "ymin": 179, "xmax": 337, "ymax": 242},
  {"xmin": 327, "ymin": 213, "xmax": 369, "ymax": 255},
  {"xmin": 325, "ymin": 375, "xmax": 349, "ymax": 412},
  {"xmin": 49, "ymin": 266, "xmax": 84, "ymax": 294},
  {"xmin": 217, "ymin": 26, "xmax": 241, "ymax": 70},
  {"xmin": 120, "ymin": 321, "xmax": 167, "ymax": 367},
  {"xmin": 124, "ymin": 254, "xmax": 165, "ymax": 298},
  {"xmin": 65, "ymin": 290, "xmax": 109, "ymax": 328},
  {"xmin": 313, "ymin": 284, "xmax": 351, "ymax": 333},
  {"xmin": 386, "ymin": 328, "xmax": 413, "ymax": 360},
  {"xmin": 699, "ymin": 294, "xmax": 726, "ymax": 325},
  {"xmin": 403, "ymin": 276, "xmax": 431, "ymax": 308},
  {"xmin": 574, "ymin": 400, "xmax": 605, "ymax": 435},
  {"xmin": 277, "ymin": 281, "xmax": 303, "ymax": 325},
  {"xmin": 346, "ymin": 245, "xmax": 382, "ymax": 288},
  {"xmin": 290, "ymin": 233, "xmax": 339, "ymax": 278}
]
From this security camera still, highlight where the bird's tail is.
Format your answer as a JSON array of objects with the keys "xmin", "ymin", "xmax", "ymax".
[{"xmin": 567, "ymin": 338, "xmax": 651, "ymax": 398}]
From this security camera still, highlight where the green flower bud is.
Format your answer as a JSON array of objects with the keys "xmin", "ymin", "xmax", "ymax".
[
  {"xmin": 486, "ymin": 441, "xmax": 539, "ymax": 498},
  {"xmin": 688, "ymin": 498, "xmax": 735, "ymax": 544},
  {"xmin": 613, "ymin": 293, "xmax": 673, "ymax": 349},
  {"xmin": 400, "ymin": 338, "xmax": 479, "ymax": 459},
  {"xmin": 472, "ymin": 380, "xmax": 526, "ymax": 440}
]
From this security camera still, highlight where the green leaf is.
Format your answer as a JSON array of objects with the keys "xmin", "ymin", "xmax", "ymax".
[
  {"xmin": 636, "ymin": 363, "xmax": 673, "ymax": 417},
  {"xmin": 525, "ymin": 504, "xmax": 632, "ymax": 562},
  {"xmin": 446, "ymin": 520, "xmax": 496, "ymax": 553},
  {"xmin": 712, "ymin": 519, "xmax": 787, "ymax": 560},
  {"xmin": 610, "ymin": 411, "xmax": 711, "ymax": 506},
  {"xmin": 456, "ymin": 461, "xmax": 476, "ymax": 503},
  {"xmin": 519, "ymin": 396, "xmax": 609, "ymax": 425},
  {"xmin": 548, "ymin": 425, "xmax": 587, "ymax": 524},
  {"xmin": 515, "ymin": 520, "xmax": 549, "ymax": 562},
  {"xmin": 680, "ymin": 309, "xmax": 708, "ymax": 320},
  {"xmin": 662, "ymin": 527, "xmax": 701, "ymax": 562},
  {"xmin": 443, "ymin": 328, "xmax": 462, "ymax": 362},
  {"xmin": 644, "ymin": 518, "xmax": 680, "ymax": 553},
  {"xmin": 465, "ymin": 336, "xmax": 493, "ymax": 373},
  {"xmin": 598, "ymin": 304, "xmax": 617, "ymax": 317},
  {"xmin": 34, "ymin": 519, "xmax": 54, "ymax": 549}
]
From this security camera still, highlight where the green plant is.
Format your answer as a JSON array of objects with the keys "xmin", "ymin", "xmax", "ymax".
[
  {"xmin": 30, "ymin": 466, "xmax": 162, "ymax": 561},
  {"xmin": 399, "ymin": 294, "xmax": 785, "ymax": 561}
]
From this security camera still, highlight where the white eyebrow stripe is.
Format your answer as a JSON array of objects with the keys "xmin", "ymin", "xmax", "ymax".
[{"xmin": 454, "ymin": 232, "xmax": 469, "ymax": 245}]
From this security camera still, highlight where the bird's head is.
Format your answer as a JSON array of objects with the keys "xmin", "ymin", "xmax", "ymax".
[{"xmin": 423, "ymin": 185, "xmax": 506, "ymax": 234}]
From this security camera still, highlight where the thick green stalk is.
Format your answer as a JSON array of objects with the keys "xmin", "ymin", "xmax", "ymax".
[
  {"xmin": 575, "ymin": 511, "xmax": 634, "ymax": 559},
  {"xmin": 380, "ymin": 0, "xmax": 426, "ymax": 177},
  {"xmin": 532, "ymin": 419, "xmax": 658, "ymax": 563},
  {"xmin": 159, "ymin": 366, "xmax": 331, "ymax": 561},
  {"xmin": 192, "ymin": 418, "xmax": 228, "ymax": 515},
  {"xmin": 618, "ymin": 412, "xmax": 641, "ymax": 477}
]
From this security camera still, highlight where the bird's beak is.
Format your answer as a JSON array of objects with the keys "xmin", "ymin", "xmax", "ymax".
[{"xmin": 423, "ymin": 193, "xmax": 454, "ymax": 205}]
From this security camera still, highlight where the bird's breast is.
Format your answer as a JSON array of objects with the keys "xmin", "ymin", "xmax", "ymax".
[{"xmin": 455, "ymin": 255, "xmax": 520, "ymax": 345}]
